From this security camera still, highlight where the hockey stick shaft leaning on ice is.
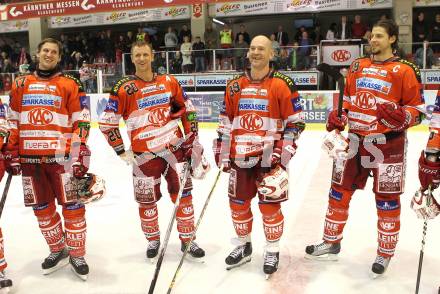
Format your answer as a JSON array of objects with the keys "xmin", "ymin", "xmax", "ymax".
[
  {"xmin": 148, "ymin": 161, "xmax": 191, "ymax": 294},
  {"xmin": 317, "ymin": 63, "xmax": 345, "ymax": 117},
  {"xmin": 0, "ymin": 173, "xmax": 13, "ymax": 219},
  {"xmin": 167, "ymin": 168, "xmax": 223, "ymax": 294},
  {"xmin": 415, "ymin": 186, "xmax": 431, "ymax": 294}
]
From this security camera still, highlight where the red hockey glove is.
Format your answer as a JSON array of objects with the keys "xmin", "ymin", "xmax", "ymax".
[
  {"xmin": 72, "ymin": 144, "xmax": 91, "ymax": 178},
  {"xmin": 3, "ymin": 146, "xmax": 21, "ymax": 176},
  {"xmin": 271, "ymin": 140, "xmax": 297, "ymax": 169},
  {"xmin": 181, "ymin": 133, "xmax": 196, "ymax": 160},
  {"xmin": 326, "ymin": 109, "xmax": 348, "ymax": 132},
  {"xmin": 418, "ymin": 151, "xmax": 440, "ymax": 190},
  {"xmin": 377, "ymin": 103, "xmax": 410, "ymax": 131},
  {"xmin": 213, "ymin": 138, "xmax": 231, "ymax": 172}
]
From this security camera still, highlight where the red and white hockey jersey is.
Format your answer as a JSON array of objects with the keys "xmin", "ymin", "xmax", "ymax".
[
  {"xmin": 343, "ymin": 56, "xmax": 424, "ymax": 136},
  {"xmin": 8, "ymin": 72, "xmax": 90, "ymax": 158}
]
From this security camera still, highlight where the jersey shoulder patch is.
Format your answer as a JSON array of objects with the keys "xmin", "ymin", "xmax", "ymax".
[
  {"xmin": 273, "ymin": 71, "xmax": 297, "ymax": 93},
  {"xmin": 110, "ymin": 76, "xmax": 136, "ymax": 96},
  {"xmin": 63, "ymin": 73, "xmax": 85, "ymax": 92},
  {"xmin": 397, "ymin": 58, "xmax": 421, "ymax": 82}
]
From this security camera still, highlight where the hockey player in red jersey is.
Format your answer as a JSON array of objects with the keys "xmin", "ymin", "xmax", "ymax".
[
  {"xmin": 305, "ymin": 20, "xmax": 425, "ymax": 277},
  {"xmin": 0, "ymin": 101, "xmax": 12, "ymax": 292},
  {"xmin": 5, "ymin": 38, "xmax": 92, "ymax": 280},
  {"xmin": 411, "ymin": 89, "xmax": 440, "ymax": 219},
  {"xmin": 98, "ymin": 41, "xmax": 206, "ymax": 261},
  {"xmin": 213, "ymin": 35, "xmax": 305, "ymax": 277}
]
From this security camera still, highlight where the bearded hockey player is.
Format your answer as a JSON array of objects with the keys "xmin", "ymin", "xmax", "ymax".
[
  {"xmin": 98, "ymin": 41, "xmax": 207, "ymax": 262},
  {"xmin": 5, "ymin": 38, "xmax": 92, "ymax": 280},
  {"xmin": 411, "ymin": 89, "xmax": 440, "ymax": 220},
  {"xmin": 305, "ymin": 20, "xmax": 425, "ymax": 278},
  {"xmin": 213, "ymin": 35, "xmax": 305, "ymax": 278}
]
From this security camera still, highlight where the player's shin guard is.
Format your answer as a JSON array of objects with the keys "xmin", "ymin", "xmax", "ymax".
[
  {"xmin": 63, "ymin": 203, "xmax": 86, "ymax": 257},
  {"xmin": 139, "ymin": 203, "xmax": 160, "ymax": 241},
  {"xmin": 33, "ymin": 202, "xmax": 65, "ymax": 253},
  {"xmin": 376, "ymin": 195, "xmax": 401, "ymax": 258},
  {"xmin": 323, "ymin": 187, "xmax": 354, "ymax": 243},
  {"xmin": 230, "ymin": 199, "xmax": 253, "ymax": 241},
  {"xmin": 259, "ymin": 203, "xmax": 284, "ymax": 243},
  {"xmin": 0, "ymin": 229, "xmax": 7, "ymax": 272},
  {"xmin": 173, "ymin": 194, "xmax": 195, "ymax": 242}
]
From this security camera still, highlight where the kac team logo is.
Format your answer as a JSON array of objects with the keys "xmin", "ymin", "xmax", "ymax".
[
  {"xmin": 331, "ymin": 50, "xmax": 351, "ymax": 62},
  {"xmin": 240, "ymin": 113, "xmax": 263, "ymax": 132},
  {"xmin": 28, "ymin": 108, "xmax": 53, "ymax": 126},
  {"xmin": 354, "ymin": 91, "xmax": 376, "ymax": 110},
  {"xmin": 148, "ymin": 107, "xmax": 169, "ymax": 126}
]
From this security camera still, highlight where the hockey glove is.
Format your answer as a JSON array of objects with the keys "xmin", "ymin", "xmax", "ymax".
[
  {"xmin": 213, "ymin": 138, "xmax": 231, "ymax": 172},
  {"xmin": 3, "ymin": 146, "xmax": 21, "ymax": 176},
  {"xmin": 411, "ymin": 188, "xmax": 440, "ymax": 220},
  {"xmin": 418, "ymin": 151, "xmax": 440, "ymax": 190},
  {"xmin": 119, "ymin": 149, "xmax": 136, "ymax": 165},
  {"xmin": 271, "ymin": 140, "xmax": 297, "ymax": 169},
  {"xmin": 376, "ymin": 103, "xmax": 410, "ymax": 132},
  {"xmin": 72, "ymin": 144, "xmax": 91, "ymax": 178},
  {"xmin": 326, "ymin": 109, "xmax": 348, "ymax": 132}
]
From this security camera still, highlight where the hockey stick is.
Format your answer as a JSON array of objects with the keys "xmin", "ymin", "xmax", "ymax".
[
  {"xmin": 0, "ymin": 174, "xmax": 13, "ymax": 219},
  {"xmin": 415, "ymin": 186, "xmax": 432, "ymax": 294},
  {"xmin": 317, "ymin": 63, "xmax": 345, "ymax": 117},
  {"xmin": 148, "ymin": 161, "xmax": 191, "ymax": 294},
  {"xmin": 167, "ymin": 169, "xmax": 222, "ymax": 294}
]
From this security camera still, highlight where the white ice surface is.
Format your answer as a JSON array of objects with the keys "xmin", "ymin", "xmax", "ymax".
[{"xmin": 1, "ymin": 129, "xmax": 439, "ymax": 294}]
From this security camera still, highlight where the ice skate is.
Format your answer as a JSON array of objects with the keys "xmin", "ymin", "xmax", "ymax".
[
  {"xmin": 263, "ymin": 251, "xmax": 279, "ymax": 280},
  {"xmin": 0, "ymin": 271, "xmax": 12, "ymax": 294},
  {"xmin": 370, "ymin": 255, "xmax": 390, "ymax": 279},
  {"xmin": 225, "ymin": 242, "xmax": 252, "ymax": 270},
  {"xmin": 181, "ymin": 241, "xmax": 205, "ymax": 263},
  {"xmin": 146, "ymin": 240, "xmax": 160, "ymax": 263},
  {"xmin": 70, "ymin": 256, "xmax": 89, "ymax": 281},
  {"xmin": 41, "ymin": 247, "xmax": 69, "ymax": 275},
  {"xmin": 305, "ymin": 241, "xmax": 340, "ymax": 261}
]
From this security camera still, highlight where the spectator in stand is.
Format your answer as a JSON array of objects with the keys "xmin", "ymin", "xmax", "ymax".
[
  {"xmin": 219, "ymin": 23, "xmax": 233, "ymax": 69},
  {"xmin": 170, "ymin": 51, "xmax": 182, "ymax": 74},
  {"xmin": 270, "ymin": 33, "xmax": 281, "ymax": 56},
  {"xmin": 153, "ymin": 51, "xmax": 167, "ymax": 74},
  {"xmin": 275, "ymin": 25, "xmax": 289, "ymax": 46},
  {"xmin": 0, "ymin": 39, "xmax": 12, "ymax": 58},
  {"xmin": 71, "ymin": 51, "xmax": 84, "ymax": 70},
  {"xmin": 351, "ymin": 15, "xmax": 367, "ymax": 39},
  {"xmin": 18, "ymin": 57, "xmax": 30, "ymax": 74},
  {"xmin": 430, "ymin": 13, "xmax": 440, "ymax": 53},
  {"xmin": 17, "ymin": 47, "xmax": 30, "ymax": 68},
  {"xmin": 104, "ymin": 30, "xmax": 115, "ymax": 63},
  {"xmin": 362, "ymin": 29, "xmax": 372, "ymax": 55},
  {"xmin": 180, "ymin": 35, "xmax": 193, "ymax": 73},
  {"xmin": 204, "ymin": 24, "xmax": 218, "ymax": 70},
  {"xmin": 233, "ymin": 34, "xmax": 248, "ymax": 71},
  {"xmin": 277, "ymin": 48, "xmax": 289, "ymax": 70},
  {"xmin": 125, "ymin": 31, "xmax": 135, "ymax": 74},
  {"xmin": 380, "ymin": 14, "xmax": 388, "ymax": 21},
  {"xmin": 1, "ymin": 59, "xmax": 14, "ymax": 73},
  {"xmin": 164, "ymin": 26, "xmax": 178, "ymax": 51},
  {"xmin": 235, "ymin": 24, "xmax": 250, "ymax": 45},
  {"xmin": 136, "ymin": 27, "xmax": 146, "ymax": 42},
  {"xmin": 79, "ymin": 62, "xmax": 96, "ymax": 93},
  {"xmin": 115, "ymin": 35, "xmax": 127, "ymax": 66},
  {"xmin": 415, "ymin": 40, "xmax": 436, "ymax": 69},
  {"xmin": 413, "ymin": 12, "xmax": 428, "ymax": 51},
  {"xmin": 311, "ymin": 21, "xmax": 323, "ymax": 44},
  {"xmin": 192, "ymin": 36, "xmax": 206, "ymax": 72},
  {"xmin": 326, "ymin": 23, "xmax": 337, "ymax": 41},
  {"xmin": 336, "ymin": 15, "xmax": 351, "ymax": 40},
  {"xmin": 179, "ymin": 24, "xmax": 192, "ymax": 44},
  {"xmin": 294, "ymin": 26, "xmax": 307, "ymax": 43},
  {"xmin": 289, "ymin": 41, "xmax": 308, "ymax": 70}
]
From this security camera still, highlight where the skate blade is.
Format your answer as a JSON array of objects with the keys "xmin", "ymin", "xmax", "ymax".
[
  {"xmin": 147, "ymin": 256, "xmax": 158, "ymax": 264},
  {"xmin": 304, "ymin": 253, "xmax": 338, "ymax": 261},
  {"xmin": 70, "ymin": 266, "xmax": 88, "ymax": 281},
  {"xmin": 42, "ymin": 257, "xmax": 70, "ymax": 275},
  {"xmin": 370, "ymin": 271, "xmax": 385, "ymax": 279},
  {"xmin": 0, "ymin": 287, "xmax": 10, "ymax": 294},
  {"xmin": 184, "ymin": 254, "xmax": 205, "ymax": 263},
  {"xmin": 265, "ymin": 274, "xmax": 272, "ymax": 280},
  {"xmin": 226, "ymin": 256, "xmax": 251, "ymax": 270}
]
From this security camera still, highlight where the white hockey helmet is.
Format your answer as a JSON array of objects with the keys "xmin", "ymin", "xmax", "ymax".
[{"xmin": 257, "ymin": 165, "xmax": 289, "ymax": 199}]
